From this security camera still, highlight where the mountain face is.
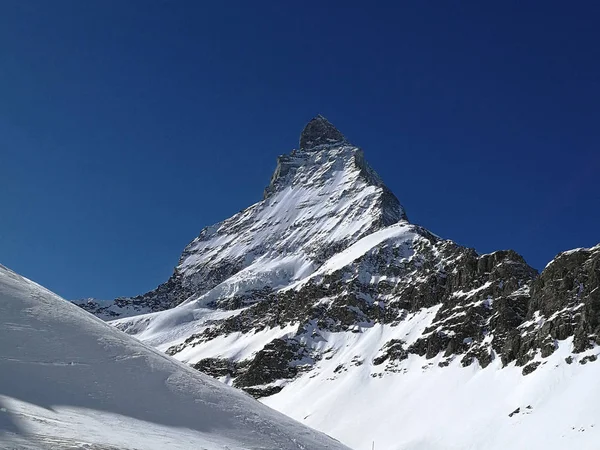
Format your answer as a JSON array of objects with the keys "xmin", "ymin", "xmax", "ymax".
[
  {"xmin": 0, "ymin": 264, "xmax": 348, "ymax": 450},
  {"xmin": 77, "ymin": 117, "xmax": 600, "ymax": 449},
  {"xmin": 79, "ymin": 115, "xmax": 407, "ymax": 319}
]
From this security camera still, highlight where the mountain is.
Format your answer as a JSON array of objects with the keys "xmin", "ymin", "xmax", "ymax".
[
  {"xmin": 0, "ymin": 264, "xmax": 348, "ymax": 450},
  {"xmin": 77, "ymin": 116, "xmax": 600, "ymax": 449},
  {"xmin": 78, "ymin": 115, "xmax": 406, "ymax": 320}
]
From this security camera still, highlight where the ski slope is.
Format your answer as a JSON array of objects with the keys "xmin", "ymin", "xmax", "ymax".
[{"xmin": 0, "ymin": 264, "xmax": 348, "ymax": 450}]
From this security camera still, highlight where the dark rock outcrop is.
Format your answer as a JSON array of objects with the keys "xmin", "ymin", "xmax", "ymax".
[
  {"xmin": 299, "ymin": 115, "xmax": 346, "ymax": 150},
  {"xmin": 502, "ymin": 245, "xmax": 600, "ymax": 366},
  {"xmin": 232, "ymin": 338, "xmax": 314, "ymax": 391}
]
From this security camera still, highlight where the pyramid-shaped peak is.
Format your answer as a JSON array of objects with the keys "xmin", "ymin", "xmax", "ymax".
[{"xmin": 299, "ymin": 115, "xmax": 347, "ymax": 150}]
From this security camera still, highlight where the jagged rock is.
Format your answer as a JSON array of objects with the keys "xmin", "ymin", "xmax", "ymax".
[
  {"xmin": 522, "ymin": 361, "xmax": 541, "ymax": 375},
  {"xmin": 208, "ymin": 286, "xmax": 274, "ymax": 310},
  {"xmin": 529, "ymin": 246, "xmax": 600, "ymax": 317},
  {"xmin": 580, "ymin": 355, "xmax": 598, "ymax": 365},
  {"xmin": 500, "ymin": 245, "xmax": 600, "ymax": 367},
  {"xmin": 242, "ymin": 385, "xmax": 284, "ymax": 398},
  {"xmin": 192, "ymin": 357, "xmax": 242, "ymax": 378},
  {"xmin": 232, "ymin": 339, "xmax": 312, "ymax": 391},
  {"xmin": 461, "ymin": 347, "xmax": 493, "ymax": 368},
  {"xmin": 373, "ymin": 339, "xmax": 408, "ymax": 365},
  {"xmin": 75, "ymin": 299, "xmax": 120, "ymax": 318},
  {"xmin": 509, "ymin": 407, "xmax": 521, "ymax": 417},
  {"xmin": 299, "ymin": 115, "xmax": 346, "ymax": 151}
]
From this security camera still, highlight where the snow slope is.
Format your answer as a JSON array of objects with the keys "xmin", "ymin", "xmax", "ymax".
[
  {"xmin": 0, "ymin": 264, "xmax": 349, "ymax": 450},
  {"xmin": 262, "ymin": 331, "xmax": 600, "ymax": 450}
]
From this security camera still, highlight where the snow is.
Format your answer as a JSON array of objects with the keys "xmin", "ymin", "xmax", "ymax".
[
  {"xmin": 175, "ymin": 324, "xmax": 299, "ymax": 365},
  {"xmin": 451, "ymin": 281, "xmax": 493, "ymax": 299},
  {"xmin": 544, "ymin": 243, "xmax": 600, "ymax": 269},
  {"xmin": 0, "ymin": 264, "xmax": 348, "ymax": 450},
  {"xmin": 288, "ymin": 222, "xmax": 415, "ymax": 289},
  {"xmin": 262, "ymin": 331, "xmax": 600, "ymax": 450},
  {"xmin": 112, "ymin": 305, "xmax": 241, "ymax": 350}
]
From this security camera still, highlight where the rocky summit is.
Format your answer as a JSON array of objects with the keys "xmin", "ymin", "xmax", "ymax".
[{"xmin": 76, "ymin": 117, "xmax": 600, "ymax": 450}]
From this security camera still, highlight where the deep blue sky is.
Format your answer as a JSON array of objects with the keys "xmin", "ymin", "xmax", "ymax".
[{"xmin": 2, "ymin": 2, "xmax": 599, "ymax": 300}]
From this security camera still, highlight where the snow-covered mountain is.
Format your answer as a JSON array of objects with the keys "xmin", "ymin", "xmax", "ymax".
[
  {"xmin": 76, "ymin": 116, "xmax": 600, "ymax": 449},
  {"xmin": 78, "ymin": 115, "xmax": 406, "ymax": 320},
  {"xmin": 0, "ymin": 264, "xmax": 348, "ymax": 450}
]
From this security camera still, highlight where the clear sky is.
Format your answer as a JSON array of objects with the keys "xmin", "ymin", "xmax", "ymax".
[{"xmin": 1, "ymin": 1, "xmax": 599, "ymax": 300}]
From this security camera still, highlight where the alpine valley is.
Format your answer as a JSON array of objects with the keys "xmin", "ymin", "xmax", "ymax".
[{"xmin": 76, "ymin": 116, "xmax": 600, "ymax": 450}]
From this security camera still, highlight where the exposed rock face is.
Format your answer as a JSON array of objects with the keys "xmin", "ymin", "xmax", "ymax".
[
  {"xmin": 502, "ymin": 244, "xmax": 600, "ymax": 365},
  {"xmin": 299, "ymin": 115, "xmax": 346, "ymax": 151},
  {"xmin": 232, "ymin": 338, "xmax": 314, "ymax": 394},
  {"xmin": 73, "ymin": 270, "xmax": 192, "ymax": 319},
  {"xmin": 80, "ymin": 116, "xmax": 600, "ymax": 402}
]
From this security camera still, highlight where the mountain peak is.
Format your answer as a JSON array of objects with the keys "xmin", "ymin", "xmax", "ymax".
[{"xmin": 299, "ymin": 115, "xmax": 346, "ymax": 150}]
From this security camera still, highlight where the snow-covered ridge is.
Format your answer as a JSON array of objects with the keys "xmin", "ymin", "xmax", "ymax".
[
  {"xmin": 0, "ymin": 264, "xmax": 348, "ymax": 449},
  {"xmin": 544, "ymin": 242, "xmax": 600, "ymax": 269},
  {"xmin": 287, "ymin": 221, "xmax": 416, "ymax": 290}
]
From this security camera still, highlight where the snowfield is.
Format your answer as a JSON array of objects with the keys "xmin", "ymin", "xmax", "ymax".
[
  {"xmin": 263, "ymin": 331, "xmax": 600, "ymax": 450},
  {"xmin": 0, "ymin": 264, "xmax": 348, "ymax": 450}
]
